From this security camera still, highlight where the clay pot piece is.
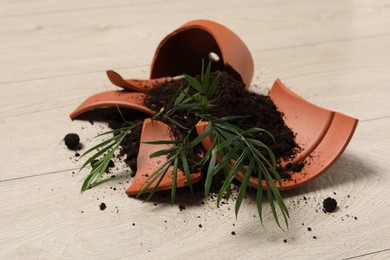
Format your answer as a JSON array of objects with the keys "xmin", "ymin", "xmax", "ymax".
[
  {"xmin": 150, "ymin": 19, "xmax": 254, "ymax": 88},
  {"xmin": 126, "ymin": 118, "xmax": 202, "ymax": 195},
  {"xmin": 196, "ymin": 79, "xmax": 358, "ymax": 190}
]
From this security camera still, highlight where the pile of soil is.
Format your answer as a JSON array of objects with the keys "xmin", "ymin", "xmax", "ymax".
[
  {"xmin": 108, "ymin": 71, "xmax": 302, "ymax": 182},
  {"xmin": 144, "ymin": 71, "xmax": 298, "ymax": 160}
]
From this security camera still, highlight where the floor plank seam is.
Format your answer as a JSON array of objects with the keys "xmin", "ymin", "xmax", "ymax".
[
  {"xmin": 360, "ymin": 115, "xmax": 390, "ymax": 123},
  {"xmin": 0, "ymin": 65, "xmax": 142, "ymax": 86},
  {"xmin": 253, "ymin": 33, "xmax": 390, "ymax": 54},
  {"xmin": 0, "ymin": 0, "xmax": 171, "ymax": 19},
  {"xmin": 342, "ymin": 248, "xmax": 390, "ymax": 260},
  {"xmin": 0, "ymin": 168, "xmax": 78, "ymax": 183}
]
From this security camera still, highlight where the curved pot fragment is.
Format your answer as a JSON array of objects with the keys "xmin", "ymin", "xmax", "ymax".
[
  {"xmin": 70, "ymin": 91, "xmax": 155, "ymax": 119},
  {"xmin": 126, "ymin": 118, "xmax": 203, "ymax": 196},
  {"xmin": 196, "ymin": 79, "xmax": 358, "ymax": 190},
  {"xmin": 106, "ymin": 70, "xmax": 172, "ymax": 92},
  {"xmin": 150, "ymin": 19, "xmax": 254, "ymax": 88}
]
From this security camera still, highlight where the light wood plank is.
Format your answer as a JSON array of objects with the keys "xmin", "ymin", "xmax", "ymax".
[
  {"xmin": 0, "ymin": 118, "xmax": 389, "ymax": 259},
  {"xmin": 0, "ymin": 0, "xmax": 166, "ymax": 17},
  {"xmin": 1, "ymin": 0, "xmax": 390, "ymax": 84},
  {"xmin": 1, "ymin": 0, "xmax": 390, "ymax": 259},
  {"xmin": 1, "ymin": 34, "xmax": 389, "ymax": 120}
]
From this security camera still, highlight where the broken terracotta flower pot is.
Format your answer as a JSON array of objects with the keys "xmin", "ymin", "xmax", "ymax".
[
  {"xmin": 70, "ymin": 19, "xmax": 254, "ymax": 195},
  {"xmin": 126, "ymin": 118, "xmax": 202, "ymax": 196},
  {"xmin": 71, "ymin": 19, "xmax": 254, "ymax": 118},
  {"xmin": 196, "ymin": 79, "xmax": 358, "ymax": 191}
]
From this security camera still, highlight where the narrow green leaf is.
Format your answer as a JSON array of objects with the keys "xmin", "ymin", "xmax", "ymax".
[
  {"xmin": 235, "ymin": 158, "xmax": 255, "ymax": 218},
  {"xmin": 217, "ymin": 148, "xmax": 249, "ymax": 205},
  {"xmin": 180, "ymin": 150, "xmax": 193, "ymax": 195},
  {"xmin": 207, "ymin": 76, "xmax": 219, "ymax": 99},
  {"xmin": 256, "ymin": 168, "xmax": 264, "ymax": 225},
  {"xmin": 266, "ymin": 182, "xmax": 283, "ymax": 230},
  {"xmin": 149, "ymin": 147, "xmax": 177, "ymax": 158},
  {"xmin": 79, "ymin": 138, "xmax": 119, "ymax": 171},
  {"xmin": 201, "ymin": 60, "xmax": 205, "ymax": 83},
  {"xmin": 166, "ymin": 116, "xmax": 189, "ymax": 130},
  {"xmin": 174, "ymin": 87, "xmax": 189, "ymax": 106},
  {"xmin": 144, "ymin": 163, "xmax": 171, "ymax": 202},
  {"xmin": 137, "ymin": 156, "xmax": 175, "ymax": 198},
  {"xmin": 184, "ymin": 74, "xmax": 203, "ymax": 93},
  {"xmin": 204, "ymin": 149, "xmax": 217, "ymax": 198},
  {"xmin": 204, "ymin": 61, "xmax": 212, "ymax": 92},
  {"xmin": 171, "ymin": 156, "xmax": 179, "ymax": 204},
  {"xmin": 80, "ymin": 134, "xmax": 119, "ymax": 159},
  {"xmin": 184, "ymin": 125, "xmax": 212, "ymax": 150}
]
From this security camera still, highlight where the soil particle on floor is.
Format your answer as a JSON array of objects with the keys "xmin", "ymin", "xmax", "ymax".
[
  {"xmin": 231, "ymin": 231, "xmax": 236, "ymax": 235},
  {"xmin": 178, "ymin": 204, "xmax": 186, "ymax": 211},
  {"xmin": 64, "ymin": 133, "xmax": 80, "ymax": 150},
  {"xmin": 323, "ymin": 197, "xmax": 337, "ymax": 212},
  {"xmin": 99, "ymin": 202, "xmax": 106, "ymax": 210}
]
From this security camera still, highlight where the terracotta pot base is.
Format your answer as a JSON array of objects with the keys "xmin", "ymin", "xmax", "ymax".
[{"xmin": 196, "ymin": 79, "xmax": 358, "ymax": 190}]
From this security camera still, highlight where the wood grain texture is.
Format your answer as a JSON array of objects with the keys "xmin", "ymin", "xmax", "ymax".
[{"xmin": 1, "ymin": 0, "xmax": 389, "ymax": 259}]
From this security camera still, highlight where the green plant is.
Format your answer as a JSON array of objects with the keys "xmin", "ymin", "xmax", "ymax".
[{"xmin": 79, "ymin": 61, "xmax": 289, "ymax": 228}]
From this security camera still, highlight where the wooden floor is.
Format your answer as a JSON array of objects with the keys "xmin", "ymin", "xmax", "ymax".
[{"xmin": 1, "ymin": 0, "xmax": 390, "ymax": 259}]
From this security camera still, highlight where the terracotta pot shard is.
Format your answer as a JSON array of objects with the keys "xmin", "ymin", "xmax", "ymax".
[
  {"xmin": 126, "ymin": 118, "xmax": 203, "ymax": 196},
  {"xmin": 150, "ymin": 19, "xmax": 254, "ymax": 88},
  {"xmin": 195, "ymin": 79, "xmax": 358, "ymax": 190},
  {"xmin": 69, "ymin": 91, "xmax": 155, "ymax": 119},
  {"xmin": 106, "ymin": 70, "xmax": 173, "ymax": 92}
]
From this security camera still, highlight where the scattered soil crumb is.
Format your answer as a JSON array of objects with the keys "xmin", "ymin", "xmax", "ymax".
[
  {"xmin": 307, "ymin": 227, "xmax": 312, "ymax": 231},
  {"xmin": 283, "ymin": 239, "xmax": 287, "ymax": 243},
  {"xmin": 99, "ymin": 203, "xmax": 106, "ymax": 211},
  {"xmin": 64, "ymin": 133, "xmax": 80, "ymax": 150},
  {"xmin": 323, "ymin": 197, "xmax": 337, "ymax": 212},
  {"xmin": 179, "ymin": 204, "xmax": 186, "ymax": 211},
  {"xmin": 231, "ymin": 231, "xmax": 236, "ymax": 235},
  {"xmin": 198, "ymin": 224, "xmax": 202, "ymax": 228},
  {"xmin": 313, "ymin": 236, "xmax": 317, "ymax": 239}
]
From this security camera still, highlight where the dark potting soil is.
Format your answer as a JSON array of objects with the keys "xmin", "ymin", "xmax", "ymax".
[
  {"xmin": 64, "ymin": 133, "xmax": 80, "ymax": 150},
  {"xmin": 99, "ymin": 202, "xmax": 106, "ymax": 210},
  {"xmin": 323, "ymin": 197, "xmax": 337, "ymax": 212},
  {"xmin": 105, "ymin": 71, "xmax": 301, "ymax": 183},
  {"xmin": 106, "ymin": 111, "xmax": 147, "ymax": 173},
  {"xmin": 144, "ymin": 72, "xmax": 298, "ymax": 159},
  {"xmin": 144, "ymin": 71, "xmax": 301, "ymax": 178}
]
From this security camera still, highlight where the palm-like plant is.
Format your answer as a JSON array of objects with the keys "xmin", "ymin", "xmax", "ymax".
[{"xmin": 80, "ymin": 61, "xmax": 289, "ymax": 228}]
